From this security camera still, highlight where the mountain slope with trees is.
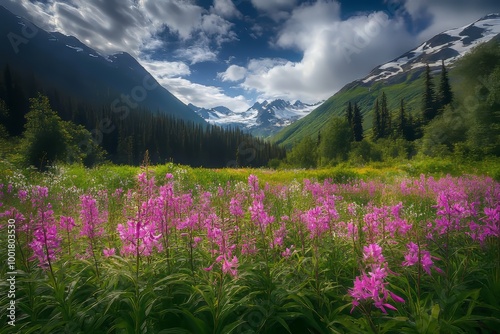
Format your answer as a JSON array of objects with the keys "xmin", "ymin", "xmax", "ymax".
[
  {"xmin": 282, "ymin": 36, "xmax": 500, "ymax": 167},
  {"xmin": 0, "ymin": 5, "xmax": 203, "ymax": 125},
  {"xmin": 273, "ymin": 14, "xmax": 500, "ymax": 148}
]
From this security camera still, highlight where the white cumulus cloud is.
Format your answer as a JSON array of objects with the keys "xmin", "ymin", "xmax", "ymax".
[
  {"xmin": 160, "ymin": 77, "xmax": 251, "ymax": 112},
  {"xmin": 241, "ymin": 0, "xmax": 415, "ymax": 103},
  {"xmin": 218, "ymin": 65, "xmax": 247, "ymax": 82}
]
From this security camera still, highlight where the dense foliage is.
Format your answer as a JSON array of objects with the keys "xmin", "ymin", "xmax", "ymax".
[{"xmin": 0, "ymin": 165, "xmax": 499, "ymax": 333}]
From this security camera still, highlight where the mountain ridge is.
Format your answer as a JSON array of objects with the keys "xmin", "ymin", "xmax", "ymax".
[
  {"xmin": 273, "ymin": 13, "xmax": 500, "ymax": 147},
  {"xmin": 0, "ymin": 5, "xmax": 204, "ymax": 124}
]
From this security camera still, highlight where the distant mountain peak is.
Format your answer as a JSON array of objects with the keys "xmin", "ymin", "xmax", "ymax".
[{"xmin": 191, "ymin": 99, "xmax": 321, "ymax": 137}]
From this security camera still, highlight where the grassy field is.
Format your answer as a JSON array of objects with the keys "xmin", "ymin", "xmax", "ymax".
[
  {"xmin": 0, "ymin": 158, "xmax": 499, "ymax": 333},
  {"xmin": 2, "ymin": 156, "xmax": 499, "ymax": 191}
]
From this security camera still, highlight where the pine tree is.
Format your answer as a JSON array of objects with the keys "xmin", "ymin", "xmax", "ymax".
[
  {"xmin": 380, "ymin": 92, "xmax": 391, "ymax": 138},
  {"xmin": 352, "ymin": 102, "xmax": 363, "ymax": 141},
  {"xmin": 437, "ymin": 60, "xmax": 453, "ymax": 111},
  {"xmin": 406, "ymin": 112, "xmax": 416, "ymax": 141},
  {"xmin": 422, "ymin": 64, "xmax": 437, "ymax": 122},
  {"xmin": 345, "ymin": 101, "xmax": 353, "ymax": 129},
  {"xmin": 372, "ymin": 98, "xmax": 381, "ymax": 140},
  {"xmin": 396, "ymin": 98, "xmax": 406, "ymax": 139}
]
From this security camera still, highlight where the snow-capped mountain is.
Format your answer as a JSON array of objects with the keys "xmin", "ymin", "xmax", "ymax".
[
  {"xmin": 274, "ymin": 13, "xmax": 500, "ymax": 147},
  {"xmin": 362, "ymin": 13, "xmax": 500, "ymax": 84},
  {"xmin": 189, "ymin": 99, "xmax": 321, "ymax": 137}
]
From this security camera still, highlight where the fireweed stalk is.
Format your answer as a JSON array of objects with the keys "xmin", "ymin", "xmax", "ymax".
[
  {"xmin": 349, "ymin": 243, "xmax": 405, "ymax": 332},
  {"xmin": 433, "ymin": 188, "xmax": 475, "ymax": 276},
  {"xmin": 58, "ymin": 216, "xmax": 75, "ymax": 257},
  {"xmin": 248, "ymin": 175, "xmax": 274, "ymax": 277},
  {"xmin": 29, "ymin": 186, "xmax": 61, "ymax": 277},
  {"xmin": 157, "ymin": 178, "xmax": 175, "ymax": 272},
  {"xmin": 302, "ymin": 203, "xmax": 330, "ymax": 295},
  {"xmin": 118, "ymin": 172, "xmax": 162, "ymax": 278},
  {"xmin": 79, "ymin": 194, "xmax": 106, "ymax": 278}
]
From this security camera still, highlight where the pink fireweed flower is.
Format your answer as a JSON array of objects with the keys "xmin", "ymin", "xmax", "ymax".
[
  {"xmin": 117, "ymin": 220, "xmax": 163, "ymax": 257},
  {"xmin": 0, "ymin": 207, "xmax": 26, "ymax": 225},
  {"xmin": 363, "ymin": 203, "xmax": 412, "ymax": 243},
  {"xmin": 347, "ymin": 202, "xmax": 358, "ymax": 216},
  {"xmin": 80, "ymin": 194, "xmax": 105, "ymax": 238},
  {"xmin": 249, "ymin": 199, "xmax": 274, "ymax": 228},
  {"xmin": 302, "ymin": 206, "xmax": 330, "ymax": 239},
  {"xmin": 222, "ymin": 254, "xmax": 239, "ymax": 278},
  {"xmin": 402, "ymin": 242, "xmax": 443, "ymax": 275},
  {"xmin": 31, "ymin": 186, "xmax": 49, "ymax": 207},
  {"xmin": 468, "ymin": 206, "xmax": 500, "ymax": 242},
  {"xmin": 320, "ymin": 195, "xmax": 340, "ymax": 220},
  {"xmin": 350, "ymin": 243, "xmax": 404, "ymax": 313},
  {"xmin": 119, "ymin": 194, "xmax": 164, "ymax": 257},
  {"xmin": 193, "ymin": 236, "xmax": 203, "ymax": 247},
  {"xmin": 241, "ymin": 240, "xmax": 257, "ymax": 255},
  {"xmin": 349, "ymin": 270, "xmax": 401, "ymax": 314},
  {"xmin": 282, "ymin": 245, "xmax": 294, "ymax": 258},
  {"xmin": 137, "ymin": 172, "xmax": 156, "ymax": 198},
  {"xmin": 29, "ymin": 200, "xmax": 62, "ymax": 269},
  {"xmin": 103, "ymin": 248, "xmax": 116, "ymax": 257},
  {"xmin": 18, "ymin": 189, "xmax": 28, "ymax": 202},
  {"xmin": 112, "ymin": 188, "xmax": 124, "ymax": 198},
  {"xmin": 271, "ymin": 223, "xmax": 287, "ymax": 249},
  {"xmin": 402, "ymin": 242, "xmax": 419, "ymax": 267},
  {"xmin": 363, "ymin": 243, "xmax": 385, "ymax": 267},
  {"xmin": 229, "ymin": 197, "xmax": 244, "ymax": 217},
  {"xmin": 248, "ymin": 174, "xmax": 259, "ymax": 193},
  {"xmin": 203, "ymin": 264, "xmax": 214, "ymax": 272},
  {"xmin": 58, "ymin": 216, "xmax": 75, "ymax": 232},
  {"xmin": 30, "ymin": 223, "xmax": 61, "ymax": 268},
  {"xmin": 433, "ymin": 189, "xmax": 476, "ymax": 235}
]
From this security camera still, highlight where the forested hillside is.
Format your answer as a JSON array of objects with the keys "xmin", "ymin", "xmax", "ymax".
[
  {"xmin": 284, "ymin": 38, "xmax": 500, "ymax": 167},
  {"xmin": 0, "ymin": 66, "xmax": 285, "ymax": 169}
]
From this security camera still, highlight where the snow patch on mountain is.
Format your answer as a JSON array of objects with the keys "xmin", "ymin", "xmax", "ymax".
[
  {"xmin": 362, "ymin": 14, "xmax": 500, "ymax": 84},
  {"xmin": 65, "ymin": 45, "xmax": 83, "ymax": 52}
]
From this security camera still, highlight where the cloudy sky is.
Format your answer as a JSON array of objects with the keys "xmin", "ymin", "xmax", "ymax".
[{"xmin": 1, "ymin": 0, "xmax": 499, "ymax": 111}]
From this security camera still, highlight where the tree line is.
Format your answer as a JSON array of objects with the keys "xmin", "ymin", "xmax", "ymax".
[{"xmin": 0, "ymin": 65, "xmax": 285, "ymax": 169}]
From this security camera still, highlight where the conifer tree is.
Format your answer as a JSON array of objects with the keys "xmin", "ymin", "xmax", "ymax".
[
  {"xmin": 352, "ymin": 102, "xmax": 363, "ymax": 141},
  {"xmin": 345, "ymin": 101, "xmax": 353, "ymax": 129},
  {"xmin": 396, "ymin": 98, "xmax": 407, "ymax": 139},
  {"xmin": 407, "ymin": 112, "xmax": 416, "ymax": 141},
  {"xmin": 372, "ymin": 98, "xmax": 381, "ymax": 140},
  {"xmin": 437, "ymin": 60, "xmax": 453, "ymax": 110},
  {"xmin": 422, "ymin": 64, "xmax": 437, "ymax": 122},
  {"xmin": 380, "ymin": 92, "xmax": 391, "ymax": 138}
]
